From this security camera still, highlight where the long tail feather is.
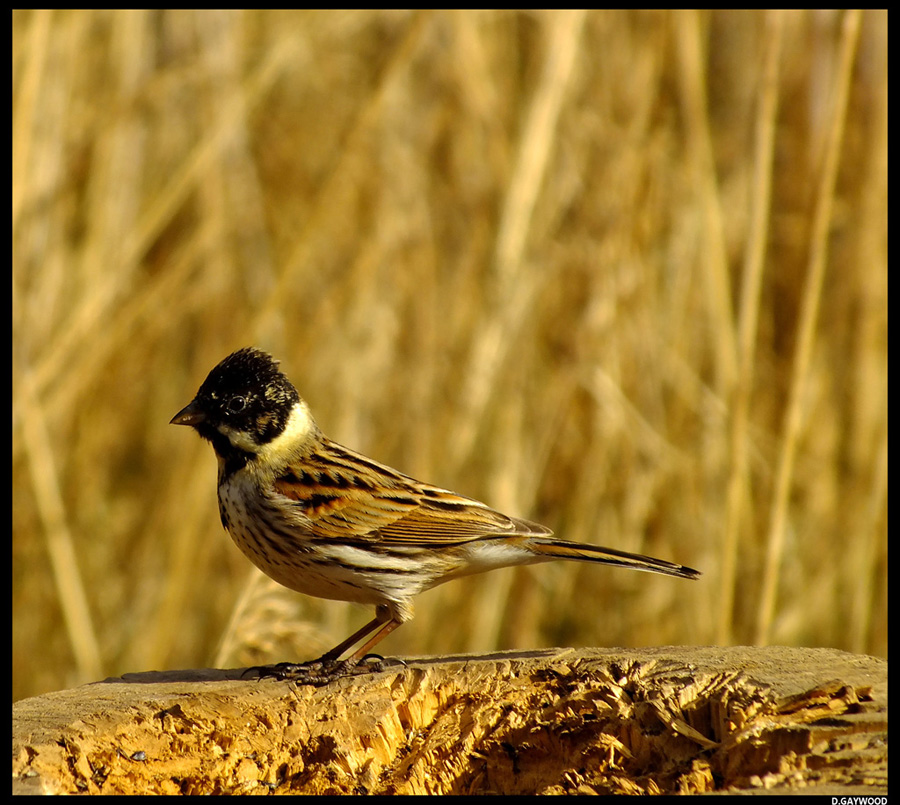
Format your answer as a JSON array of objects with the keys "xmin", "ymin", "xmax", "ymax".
[{"xmin": 526, "ymin": 538, "xmax": 700, "ymax": 580}]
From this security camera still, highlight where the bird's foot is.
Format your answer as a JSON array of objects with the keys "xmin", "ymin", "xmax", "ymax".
[{"xmin": 242, "ymin": 653, "xmax": 394, "ymax": 685}]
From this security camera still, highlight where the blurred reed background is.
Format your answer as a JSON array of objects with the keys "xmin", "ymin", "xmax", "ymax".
[{"xmin": 13, "ymin": 10, "xmax": 886, "ymax": 701}]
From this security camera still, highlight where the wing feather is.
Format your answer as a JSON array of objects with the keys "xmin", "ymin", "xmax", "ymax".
[{"xmin": 270, "ymin": 440, "xmax": 549, "ymax": 546}]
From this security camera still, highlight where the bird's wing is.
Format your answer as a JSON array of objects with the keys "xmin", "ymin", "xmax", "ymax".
[{"xmin": 271, "ymin": 441, "xmax": 548, "ymax": 545}]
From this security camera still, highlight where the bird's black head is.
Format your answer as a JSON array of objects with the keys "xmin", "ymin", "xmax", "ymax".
[{"xmin": 171, "ymin": 348, "xmax": 302, "ymax": 461}]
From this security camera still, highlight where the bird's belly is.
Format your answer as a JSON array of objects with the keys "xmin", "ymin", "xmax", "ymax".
[{"xmin": 216, "ymin": 480, "xmax": 431, "ymax": 608}]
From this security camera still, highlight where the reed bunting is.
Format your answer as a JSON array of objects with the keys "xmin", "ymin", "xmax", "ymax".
[{"xmin": 171, "ymin": 347, "xmax": 700, "ymax": 683}]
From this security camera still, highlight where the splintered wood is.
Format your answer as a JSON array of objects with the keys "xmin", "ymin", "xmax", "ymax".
[{"xmin": 12, "ymin": 646, "xmax": 886, "ymax": 795}]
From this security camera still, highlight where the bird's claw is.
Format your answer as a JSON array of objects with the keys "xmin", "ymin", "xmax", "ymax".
[{"xmin": 242, "ymin": 654, "xmax": 392, "ymax": 684}]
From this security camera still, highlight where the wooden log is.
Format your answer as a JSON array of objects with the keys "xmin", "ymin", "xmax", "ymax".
[{"xmin": 12, "ymin": 646, "xmax": 886, "ymax": 795}]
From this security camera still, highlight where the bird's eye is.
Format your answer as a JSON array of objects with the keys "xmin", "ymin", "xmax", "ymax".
[{"xmin": 227, "ymin": 396, "xmax": 247, "ymax": 413}]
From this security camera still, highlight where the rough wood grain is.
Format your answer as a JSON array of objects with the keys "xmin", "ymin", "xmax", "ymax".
[{"xmin": 12, "ymin": 646, "xmax": 886, "ymax": 795}]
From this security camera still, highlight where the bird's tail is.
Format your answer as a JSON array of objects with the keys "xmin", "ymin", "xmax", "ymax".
[{"xmin": 525, "ymin": 537, "xmax": 700, "ymax": 580}]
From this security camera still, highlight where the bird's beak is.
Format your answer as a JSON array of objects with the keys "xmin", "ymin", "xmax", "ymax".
[{"xmin": 170, "ymin": 400, "xmax": 206, "ymax": 427}]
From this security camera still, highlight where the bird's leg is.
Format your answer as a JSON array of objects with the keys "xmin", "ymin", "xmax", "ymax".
[
  {"xmin": 322, "ymin": 617, "xmax": 402, "ymax": 678},
  {"xmin": 243, "ymin": 608, "xmax": 402, "ymax": 684},
  {"xmin": 314, "ymin": 614, "xmax": 388, "ymax": 664}
]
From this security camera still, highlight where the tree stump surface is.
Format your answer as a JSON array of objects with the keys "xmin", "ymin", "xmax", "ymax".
[{"xmin": 12, "ymin": 645, "xmax": 886, "ymax": 795}]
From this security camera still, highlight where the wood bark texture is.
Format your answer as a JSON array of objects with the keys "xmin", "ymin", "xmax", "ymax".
[{"xmin": 12, "ymin": 646, "xmax": 886, "ymax": 795}]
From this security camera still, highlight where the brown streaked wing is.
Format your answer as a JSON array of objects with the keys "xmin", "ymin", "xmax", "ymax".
[
  {"xmin": 272, "ymin": 468, "xmax": 421, "ymax": 540},
  {"xmin": 375, "ymin": 497, "xmax": 523, "ymax": 546},
  {"xmin": 271, "ymin": 449, "xmax": 542, "ymax": 545}
]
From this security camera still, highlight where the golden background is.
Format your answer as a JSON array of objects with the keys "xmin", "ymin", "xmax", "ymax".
[{"xmin": 13, "ymin": 10, "xmax": 886, "ymax": 701}]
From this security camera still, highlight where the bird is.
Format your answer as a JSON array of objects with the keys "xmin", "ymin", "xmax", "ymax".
[{"xmin": 171, "ymin": 347, "xmax": 700, "ymax": 684}]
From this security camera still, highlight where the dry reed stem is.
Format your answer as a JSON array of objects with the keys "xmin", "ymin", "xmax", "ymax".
[
  {"xmin": 718, "ymin": 10, "xmax": 783, "ymax": 645},
  {"xmin": 755, "ymin": 9, "xmax": 862, "ymax": 644}
]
